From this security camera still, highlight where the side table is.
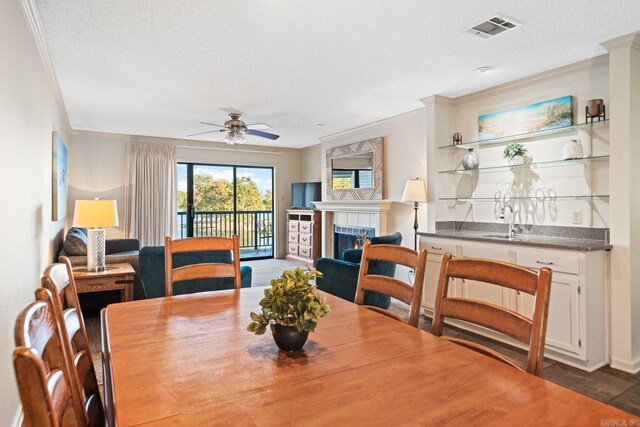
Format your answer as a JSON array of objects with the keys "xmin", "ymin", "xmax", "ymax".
[{"xmin": 72, "ymin": 263, "xmax": 136, "ymax": 302}]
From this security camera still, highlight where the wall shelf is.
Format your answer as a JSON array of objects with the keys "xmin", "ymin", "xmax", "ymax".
[
  {"xmin": 439, "ymin": 120, "xmax": 609, "ymax": 151},
  {"xmin": 438, "ymin": 155, "xmax": 609, "ymax": 175},
  {"xmin": 438, "ymin": 195, "xmax": 609, "ymax": 202}
]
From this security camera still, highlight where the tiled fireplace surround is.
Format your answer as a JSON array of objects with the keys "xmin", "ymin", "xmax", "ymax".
[{"xmin": 312, "ymin": 201, "xmax": 394, "ymax": 258}]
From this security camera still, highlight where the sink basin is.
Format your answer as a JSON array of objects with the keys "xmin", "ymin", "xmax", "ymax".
[{"xmin": 482, "ymin": 234, "xmax": 511, "ymax": 239}]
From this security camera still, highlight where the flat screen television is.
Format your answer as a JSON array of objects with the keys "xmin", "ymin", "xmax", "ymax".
[{"xmin": 291, "ymin": 182, "xmax": 321, "ymax": 209}]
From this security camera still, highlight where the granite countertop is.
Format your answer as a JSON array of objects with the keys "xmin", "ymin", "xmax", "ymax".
[{"xmin": 418, "ymin": 230, "xmax": 611, "ymax": 251}]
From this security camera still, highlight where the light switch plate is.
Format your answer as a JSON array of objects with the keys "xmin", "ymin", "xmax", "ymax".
[{"xmin": 573, "ymin": 211, "xmax": 582, "ymax": 224}]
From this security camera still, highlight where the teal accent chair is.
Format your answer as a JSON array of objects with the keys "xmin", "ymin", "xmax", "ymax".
[
  {"xmin": 315, "ymin": 232, "xmax": 402, "ymax": 309},
  {"xmin": 139, "ymin": 246, "xmax": 252, "ymax": 298}
]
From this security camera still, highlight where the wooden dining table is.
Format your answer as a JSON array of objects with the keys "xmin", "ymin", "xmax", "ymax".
[{"xmin": 102, "ymin": 287, "xmax": 635, "ymax": 426}]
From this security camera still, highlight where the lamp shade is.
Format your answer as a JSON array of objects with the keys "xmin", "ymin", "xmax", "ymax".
[
  {"xmin": 401, "ymin": 179, "xmax": 428, "ymax": 203},
  {"xmin": 73, "ymin": 199, "xmax": 119, "ymax": 228}
]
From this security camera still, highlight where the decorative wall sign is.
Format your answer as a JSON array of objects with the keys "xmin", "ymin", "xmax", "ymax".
[
  {"xmin": 52, "ymin": 131, "xmax": 68, "ymax": 221},
  {"xmin": 478, "ymin": 95, "xmax": 573, "ymax": 141},
  {"xmin": 326, "ymin": 137, "xmax": 383, "ymax": 201}
]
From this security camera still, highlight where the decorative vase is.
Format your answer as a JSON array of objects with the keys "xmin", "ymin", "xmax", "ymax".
[
  {"xmin": 453, "ymin": 132, "xmax": 462, "ymax": 145},
  {"xmin": 462, "ymin": 148, "xmax": 479, "ymax": 170},
  {"xmin": 508, "ymin": 155, "xmax": 525, "ymax": 166},
  {"xmin": 563, "ymin": 139, "xmax": 584, "ymax": 160},
  {"xmin": 272, "ymin": 324, "xmax": 309, "ymax": 351},
  {"xmin": 587, "ymin": 99, "xmax": 604, "ymax": 117}
]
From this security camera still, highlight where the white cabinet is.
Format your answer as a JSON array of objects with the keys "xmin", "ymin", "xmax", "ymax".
[
  {"xmin": 285, "ymin": 210, "xmax": 321, "ymax": 265},
  {"xmin": 459, "ymin": 243, "xmax": 514, "ymax": 310},
  {"xmin": 420, "ymin": 239, "xmax": 458, "ymax": 310},
  {"xmin": 419, "ymin": 237, "xmax": 608, "ymax": 371}
]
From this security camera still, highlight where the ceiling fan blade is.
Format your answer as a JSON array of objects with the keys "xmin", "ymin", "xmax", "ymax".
[
  {"xmin": 200, "ymin": 121, "xmax": 227, "ymax": 128},
  {"xmin": 246, "ymin": 123, "xmax": 272, "ymax": 130},
  {"xmin": 246, "ymin": 129, "xmax": 280, "ymax": 140},
  {"xmin": 187, "ymin": 129, "xmax": 225, "ymax": 137}
]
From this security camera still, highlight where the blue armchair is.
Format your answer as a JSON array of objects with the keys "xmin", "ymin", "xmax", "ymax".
[
  {"xmin": 139, "ymin": 246, "xmax": 252, "ymax": 298},
  {"xmin": 315, "ymin": 232, "xmax": 402, "ymax": 309}
]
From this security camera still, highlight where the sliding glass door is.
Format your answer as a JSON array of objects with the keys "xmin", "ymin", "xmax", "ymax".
[{"xmin": 177, "ymin": 163, "xmax": 274, "ymax": 259}]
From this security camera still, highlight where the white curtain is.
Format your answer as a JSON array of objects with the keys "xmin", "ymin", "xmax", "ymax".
[{"xmin": 124, "ymin": 142, "xmax": 177, "ymax": 246}]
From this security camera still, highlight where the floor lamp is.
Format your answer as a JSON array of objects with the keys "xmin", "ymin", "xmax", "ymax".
[
  {"xmin": 73, "ymin": 199, "xmax": 119, "ymax": 271},
  {"xmin": 401, "ymin": 178, "xmax": 428, "ymax": 251}
]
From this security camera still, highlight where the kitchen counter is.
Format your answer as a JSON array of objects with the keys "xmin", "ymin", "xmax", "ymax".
[{"xmin": 418, "ymin": 230, "xmax": 611, "ymax": 251}]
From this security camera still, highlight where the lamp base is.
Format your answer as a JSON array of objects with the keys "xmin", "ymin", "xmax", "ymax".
[{"xmin": 86, "ymin": 228, "xmax": 106, "ymax": 272}]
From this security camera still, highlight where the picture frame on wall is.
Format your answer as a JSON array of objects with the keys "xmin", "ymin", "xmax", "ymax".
[
  {"xmin": 52, "ymin": 131, "xmax": 67, "ymax": 221},
  {"xmin": 478, "ymin": 95, "xmax": 573, "ymax": 141}
]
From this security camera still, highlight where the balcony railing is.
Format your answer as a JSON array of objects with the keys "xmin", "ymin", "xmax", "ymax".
[{"xmin": 177, "ymin": 210, "xmax": 273, "ymax": 255}]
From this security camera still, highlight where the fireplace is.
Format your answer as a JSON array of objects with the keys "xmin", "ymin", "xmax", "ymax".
[{"xmin": 333, "ymin": 225, "xmax": 375, "ymax": 258}]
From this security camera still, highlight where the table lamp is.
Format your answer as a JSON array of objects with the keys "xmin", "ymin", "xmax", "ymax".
[
  {"xmin": 73, "ymin": 199, "xmax": 119, "ymax": 271},
  {"xmin": 401, "ymin": 178, "xmax": 428, "ymax": 251}
]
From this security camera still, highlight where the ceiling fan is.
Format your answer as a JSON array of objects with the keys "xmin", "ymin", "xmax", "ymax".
[{"xmin": 188, "ymin": 113, "xmax": 280, "ymax": 144}]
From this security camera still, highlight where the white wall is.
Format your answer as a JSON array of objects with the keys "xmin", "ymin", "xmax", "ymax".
[
  {"xmin": 300, "ymin": 144, "xmax": 322, "ymax": 183},
  {"xmin": 66, "ymin": 134, "xmax": 303, "ymax": 258},
  {"xmin": 0, "ymin": 1, "xmax": 71, "ymax": 423},
  {"xmin": 319, "ymin": 109, "xmax": 428, "ymax": 250},
  {"xmin": 67, "ymin": 131, "xmax": 129, "ymax": 238}
]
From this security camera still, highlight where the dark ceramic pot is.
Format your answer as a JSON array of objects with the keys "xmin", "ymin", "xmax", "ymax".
[{"xmin": 272, "ymin": 324, "xmax": 309, "ymax": 351}]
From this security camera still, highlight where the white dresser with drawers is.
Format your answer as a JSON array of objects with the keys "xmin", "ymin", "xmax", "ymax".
[{"xmin": 285, "ymin": 209, "xmax": 321, "ymax": 266}]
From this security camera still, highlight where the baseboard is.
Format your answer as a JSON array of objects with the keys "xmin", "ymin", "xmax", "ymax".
[
  {"xmin": 11, "ymin": 405, "xmax": 23, "ymax": 427},
  {"xmin": 610, "ymin": 355, "xmax": 640, "ymax": 374}
]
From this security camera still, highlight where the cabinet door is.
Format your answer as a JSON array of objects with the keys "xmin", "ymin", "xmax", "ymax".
[
  {"xmin": 420, "ymin": 240, "xmax": 458, "ymax": 309},
  {"xmin": 460, "ymin": 244, "xmax": 512, "ymax": 309},
  {"xmin": 518, "ymin": 274, "xmax": 581, "ymax": 356},
  {"xmin": 421, "ymin": 255, "xmax": 444, "ymax": 309}
]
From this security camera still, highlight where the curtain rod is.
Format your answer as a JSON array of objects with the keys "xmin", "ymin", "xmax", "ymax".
[{"xmin": 177, "ymin": 145, "xmax": 284, "ymax": 155}]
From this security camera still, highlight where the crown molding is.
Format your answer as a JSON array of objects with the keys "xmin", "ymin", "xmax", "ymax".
[
  {"xmin": 319, "ymin": 107, "xmax": 425, "ymax": 142},
  {"xmin": 420, "ymin": 95, "xmax": 454, "ymax": 107},
  {"xmin": 601, "ymin": 32, "xmax": 640, "ymax": 52},
  {"xmin": 18, "ymin": 0, "xmax": 68, "ymax": 115}
]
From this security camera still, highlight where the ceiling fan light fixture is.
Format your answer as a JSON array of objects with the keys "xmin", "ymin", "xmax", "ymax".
[
  {"xmin": 225, "ymin": 131, "xmax": 236, "ymax": 145},
  {"xmin": 235, "ymin": 132, "xmax": 246, "ymax": 144}
]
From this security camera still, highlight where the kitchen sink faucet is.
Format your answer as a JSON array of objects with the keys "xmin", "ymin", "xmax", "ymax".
[{"xmin": 500, "ymin": 205, "xmax": 521, "ymax": 239}]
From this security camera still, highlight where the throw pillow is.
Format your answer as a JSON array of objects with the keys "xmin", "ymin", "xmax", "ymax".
[{"xmin": 63, "ymin": 227, "xmax": 88, "ymax": 256}]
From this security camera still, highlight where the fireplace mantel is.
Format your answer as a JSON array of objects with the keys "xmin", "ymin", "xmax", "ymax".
[
  {"xmin": 312, "ymin": 200, "xmax": 394, "ymax": 257},
  {"xmin": 312, "ymin": 200, "xmax": 394, "ymax": 214}
]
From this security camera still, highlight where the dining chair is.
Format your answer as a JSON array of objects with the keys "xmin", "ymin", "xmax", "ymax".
[
  {"xmin": 41, "ymin": 257, "xmax": 105, "ymax": 425},
  {"xmin": 165, "ymin": 235, "xmax": 242, "ymax": 296},
  {"xmin": 432, "ymin": 252, "xmax": 552, "ymax": 376},
  {"xmin": 354, "ymin": 240, "xmax": 427, "ymax": 327},
  {"xmin": 13, "ymin": 288, "xmax": 86, "ymax": 427}
]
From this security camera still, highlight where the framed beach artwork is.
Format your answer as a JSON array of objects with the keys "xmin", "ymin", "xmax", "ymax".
[
  {"xmin": 478, "ymin": 95, "xmax": 573, "ymax": 141},
  {"xmin": 52, "ymin": 131, "xmax": 68, "ymax": 221}
]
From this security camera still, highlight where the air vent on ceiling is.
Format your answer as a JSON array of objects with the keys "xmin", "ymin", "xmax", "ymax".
[{"xmin": 467, "ymin": 15, "xmax": 520, "ymax": 39}]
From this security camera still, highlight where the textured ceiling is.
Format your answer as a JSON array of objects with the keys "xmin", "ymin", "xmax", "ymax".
[{"xmin": 34, "ymin": 0, "xmax": 640, "ymax": 148}]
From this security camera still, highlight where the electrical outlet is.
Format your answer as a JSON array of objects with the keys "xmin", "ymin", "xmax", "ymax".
[{"xmin": 573, "ymin": 211, "xmax": 582, "ymax": 224}]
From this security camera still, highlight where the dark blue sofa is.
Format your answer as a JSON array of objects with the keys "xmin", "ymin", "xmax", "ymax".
[
  {"xmin": 140, "ymin": 246, "xmax": 252, "ymax": 298},
  {"xmin": 315, "ymin": 232, "xmax": 402, "ymax": 309}
]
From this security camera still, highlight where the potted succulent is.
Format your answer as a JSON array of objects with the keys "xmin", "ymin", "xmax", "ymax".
[
  {"xmin": 247, "ymin": 267, "xmax": 331, "ymax": 351},
  {"xmin": 503, "ymin": 143, "xmax": 530, "ymax": 165}
]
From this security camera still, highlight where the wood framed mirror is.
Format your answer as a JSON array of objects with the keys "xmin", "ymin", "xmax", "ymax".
[{"xmin": 325, "ymin": 137, "xmax": 383, "ymax": 200}]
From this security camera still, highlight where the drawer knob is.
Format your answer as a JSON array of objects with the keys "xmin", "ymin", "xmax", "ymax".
[
  {"xmin": 536, "ymin": 260, "xmax": 554, "ymax": 266},
  {"xmin": 431, "ymin": 246, "xmax": 442, "ymax": 251}
]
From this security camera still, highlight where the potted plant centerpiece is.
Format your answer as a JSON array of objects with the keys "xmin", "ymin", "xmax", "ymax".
[
  {"xmin": 503, "ymin": 143, "xmax": 530, "ymax": 166},
  {"xmin": 247, "ymin": 267, "xmax": 331, "ymax": 351}
]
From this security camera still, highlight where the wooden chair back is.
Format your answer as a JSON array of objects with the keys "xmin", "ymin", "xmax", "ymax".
[
  {"xmin": 164, "ymin": 235, "xmax": 241, "ymax": 296},
  {"xmin": 13, "ymin": 288, "xmax": 85, "ymax": 427},
  {"xmin": 354, "ymin": 240, "xmax": 427, "ymax": 327},
  {"xmin": 41, "ymin": 257, "xmax": 104, "ymax": 425},
  {"xmin": 432, "ymin": 253, "xmax": 552, "ymax": 376}
]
